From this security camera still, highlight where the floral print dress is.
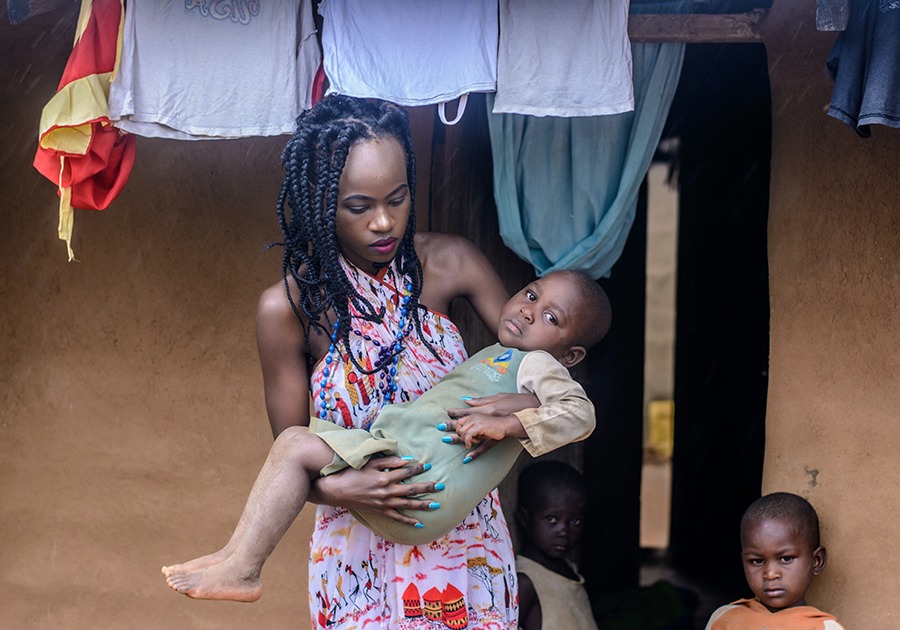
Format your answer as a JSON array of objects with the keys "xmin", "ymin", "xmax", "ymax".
[{"xmin": 307, "ymin": 259, "xmax": 518, "ymax": 629}]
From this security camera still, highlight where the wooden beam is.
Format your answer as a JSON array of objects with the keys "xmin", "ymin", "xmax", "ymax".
[{"xmin": 628, "ymin": 8, "xmax": 768, "ymax": 44}]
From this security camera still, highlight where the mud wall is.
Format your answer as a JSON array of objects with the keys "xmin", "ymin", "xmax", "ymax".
[
  {"xmin": 761, "ymin": 2, "xmax": 900, "ymax": 627},
  {"xmin": 1, "ymin": 7, "xmax": 315, "ymax": 627}
]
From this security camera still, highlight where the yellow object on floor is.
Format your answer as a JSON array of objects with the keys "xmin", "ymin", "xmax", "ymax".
[{"xmin": 647, "ymin": 399, "xmax": 674, "ymax": 459}]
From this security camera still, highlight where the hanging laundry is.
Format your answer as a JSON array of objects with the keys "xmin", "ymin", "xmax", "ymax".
[
  {"xmin": 486, "ymin": 41, "xmax": 683, "ymax": 279},
  {"xmin": 319, "ymin": 0, "xmax": 497, "ymax": 110},
  {"xmin": 826, "ymin": 0, "xmax": 900, "ymax": 137},
  {"xmin": 33, "ymin": 0, "xmax": 135, "ymax": 261},
  {"xmin": 493, "ymin": 0, "xmax": 634, "ymax": 117},
  {"xmin": 108, "ymin": 0, "xmax": 320, "ymax": 140}
]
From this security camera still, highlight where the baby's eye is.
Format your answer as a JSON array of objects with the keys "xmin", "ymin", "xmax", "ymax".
[
  {"xmin": 544, "ymin": 312, "xmax": 559, "ymax": 326},
  {"xmin": 545, "ymin": 515, "xmax": 558, "ymax": 524},
  {"xmin": 525, "ymin": 290, "xmax": 536, "ymax": 301},
  {"xmin": 570, "ymin": 517, "xmax": 582, "ymax": 526},
  {"xmin": 779, "ymin": 556, "xmax": 796, "ymax": 563},
  {"xmin": 747, "ymin": 558, "xmax": 763, "ymax": 566}
]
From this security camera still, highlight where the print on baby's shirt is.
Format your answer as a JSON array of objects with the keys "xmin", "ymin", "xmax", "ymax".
[{"xmin": 469, "ymin": 349, "xmax": 514, "ymax": 382}]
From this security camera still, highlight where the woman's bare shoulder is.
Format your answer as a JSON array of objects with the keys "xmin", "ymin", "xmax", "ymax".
[
  {"xmin": 415, "ymin": 231, "xmax": 486, "ymax": 273},
  {"xmin": 256, "ymin": 277, "xmax": 308, "ymax": 339}
]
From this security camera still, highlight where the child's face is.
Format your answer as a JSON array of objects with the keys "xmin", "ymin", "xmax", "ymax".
[
  {"xmin": 521, "ymin": 489, "xmax": 585, "ymax": 560},
  {"xmin": 498, "ymin": 273, "xmax": 586, "ymax": 366},
  {"xmin": 335, "ymin": 137, "xmax": 411, "ymax": 274},
  {"xmin": 740, "ymin": 516, "xmax": 826, "ymax": 612}
]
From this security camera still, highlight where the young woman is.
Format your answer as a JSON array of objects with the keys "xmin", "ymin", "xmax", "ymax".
[{"xmin": 257, "ymin": 95, "xmax": 526, "ymax": 628}]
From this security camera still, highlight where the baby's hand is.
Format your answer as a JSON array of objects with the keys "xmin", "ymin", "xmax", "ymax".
[
  {"xmin": 439, "ymin": 414, "xmax": 526, "ymax": 461},
  {"xmin": 455, "ymin": 413, "xmax": 517, "ymax": 447}
]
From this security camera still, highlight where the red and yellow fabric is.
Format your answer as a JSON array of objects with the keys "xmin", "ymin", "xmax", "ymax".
[{"xmin": 33, "ymin": 0, "xmax": 135, "ymax": 261}]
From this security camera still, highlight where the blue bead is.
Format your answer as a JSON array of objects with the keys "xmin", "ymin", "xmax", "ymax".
[
  {"xmin": 364, "ymin": 335, "xmax": 371, "ymax": 341},
  {"xmin": 323, "ymin": 368, "xmax": 330, "ymax": 377},
  {"xmin": 392, "ymin": 384, "xmax": 398, "ymax": 392},
  {"xmin": 390, "ymin": 367, "xmax": 397, "ymax": 376},
  {"xmin": 325, "ymin": 356, "xmax": 333, "ymax": 364},
  {"xmin": 403, "ymin": 295, "xmax": 411, "ymax": 304},
  {"xmin": 319, "ymin": 391, "xmax": 325, "ymax": 399},
  {"xmin": 329, "ymin": 344, "xmax": 335, "ymax": 353},
  {"xmin": 319, "ymin": 379, "xmax": 327, "ymax": 387},
  {"xmin": 401, "ymin": 308, "xmax": 407, "ymax": 316}
]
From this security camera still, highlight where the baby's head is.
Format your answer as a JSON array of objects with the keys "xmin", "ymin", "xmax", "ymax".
[
  {"xmin": 739, "ymin": 492, "xmax": 827, "ymax": 612},
  {"xmin": 516, "ymin": 461, "xmax": 587, "ymax": 560},
  {"xmin": 498, "ymin": 270, "xmax": 612, "ymax": 368}
]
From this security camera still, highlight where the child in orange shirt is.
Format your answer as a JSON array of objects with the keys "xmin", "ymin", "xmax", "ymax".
[{"xmin": 705, "ymin": 492, "xmax": 844, "ymax": 629}]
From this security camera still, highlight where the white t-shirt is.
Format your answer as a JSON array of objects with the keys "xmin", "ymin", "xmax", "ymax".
[
  {"xmin": 109, "ymin": 0, "xmax": 320, "ymax": 139},
  {"xmin": 493, "ymin": 0, "xmax": 634, "ymax": 117},
  {"xmin": 319, "ymin": 0, "xmax": 497, "ymax": 107}
]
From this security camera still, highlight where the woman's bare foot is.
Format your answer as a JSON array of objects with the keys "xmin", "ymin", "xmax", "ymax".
[
  {"xmin": 164, "ymin": 561, "xmax": 262, "ymax": 603},
  {"xmin": 161, "ymin": 547, "xmax": 232, "ymax": 578}
]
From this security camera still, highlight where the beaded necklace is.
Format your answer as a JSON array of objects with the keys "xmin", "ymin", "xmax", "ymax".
[{"xmin": 316, "ymin": 264, "xmax": 414, "ymax": 420}]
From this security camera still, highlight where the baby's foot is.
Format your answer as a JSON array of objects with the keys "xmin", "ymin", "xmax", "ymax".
[
  {"xmin": 161, "ymin": 548, "xmax": 231, "ymax": 577},
  {"xmin": 165, "ymin": 562, "xmax": 262, "ymax": 603}
]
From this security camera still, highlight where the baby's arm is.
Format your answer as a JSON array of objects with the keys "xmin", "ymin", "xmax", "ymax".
[
  {"xmin": 452, "ymin": 351, "xmax": 594, "ymax": 457},
  {"xmin": 512, "ymin": 351, "xmax": 595, "ymax": 456}
]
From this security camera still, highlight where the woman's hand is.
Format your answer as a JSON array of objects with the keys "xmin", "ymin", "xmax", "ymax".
[
  {"xmin": 309, "ymin": 456, "xmax": 442, "ymax": 527},
  {"xmin": 445, "ymin": 392, "xmax": 540, "ymax": 419}
]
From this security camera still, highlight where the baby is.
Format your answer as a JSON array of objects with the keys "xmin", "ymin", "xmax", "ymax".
[
  {"xmin": 705, "ymin": 492, "xmax": 845, "ymax": 629},
  {"xmin": 164, "ymin": 270, "xmax": 611, "ymax": 602}
]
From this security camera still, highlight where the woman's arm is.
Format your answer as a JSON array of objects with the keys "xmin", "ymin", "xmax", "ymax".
[
  {"xmin": 416, "ymin": 232, "xmax": 509, "ymax": 333},
  {"xmin": 256, "ymin": 282, "xmax": 311, "ymax": 438}
]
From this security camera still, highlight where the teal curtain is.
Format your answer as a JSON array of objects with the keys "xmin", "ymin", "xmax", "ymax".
[{"xmin": 487, "ymin": 41, "xmax": 685, "ymax": 278}]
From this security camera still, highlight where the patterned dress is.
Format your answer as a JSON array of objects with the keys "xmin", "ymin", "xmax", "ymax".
[{"xmin": 308, "ymin": 259, "xmax": 518, "ymax": 629}]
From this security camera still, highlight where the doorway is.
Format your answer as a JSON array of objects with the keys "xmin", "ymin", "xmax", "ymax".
[{"xmin": 581, "ymin": 41, "xmax": 771, "ymax": 625}]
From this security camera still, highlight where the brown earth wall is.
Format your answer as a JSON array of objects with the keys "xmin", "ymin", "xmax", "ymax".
[
  {"xmin": 2, "ymin": 7, "xmax": 315, "ymax": 627},
  {"xmin": 761, "ymin": 2, "xmax": 900, "ymax": 627}
]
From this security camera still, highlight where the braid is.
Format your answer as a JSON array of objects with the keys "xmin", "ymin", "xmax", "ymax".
[{"xmin": 274, "ymin": 94, "xmax": 440, "ymax": 371}]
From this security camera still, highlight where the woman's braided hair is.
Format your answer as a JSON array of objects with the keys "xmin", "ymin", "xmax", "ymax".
[{"xmin": 275, "ymin": 94, "xmax": 436, "ymax": 374}]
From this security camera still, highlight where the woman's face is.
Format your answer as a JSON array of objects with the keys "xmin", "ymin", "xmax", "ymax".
[{"xmin": 334, "ymin": 137, "xmax": 411, "ymax": 274}]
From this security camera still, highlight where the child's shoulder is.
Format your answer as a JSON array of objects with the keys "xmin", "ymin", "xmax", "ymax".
[{"xmin": 705, "ymin": 599, "xmax": 844, "ymax": 630}]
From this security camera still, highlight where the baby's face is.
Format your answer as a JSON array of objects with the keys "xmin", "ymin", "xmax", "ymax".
[
  {"xmin": 497, "ymin": 274, "xmax": 584, "ymax": 361},
  {"xmin": 740, "ymin": 516, "xmax": 824, "ymax": 612}
]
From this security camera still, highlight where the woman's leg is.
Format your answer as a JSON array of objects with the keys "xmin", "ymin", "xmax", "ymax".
[{"xmin": 163, "ymin": 426, "xmax": 335, "ymax": 602}]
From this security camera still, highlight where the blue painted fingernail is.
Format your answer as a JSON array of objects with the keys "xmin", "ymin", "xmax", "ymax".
[
  {"xmin": 401, "ymin": 455, "xmax": 414, "ymax": 461},
  {"xmin": 462, "ymin": 456, "xmax": 473, "ymax": 464},
  {"xmin": 414, "ymin": 523, "xmax": 424, "ymax": 529},
  {"xmin": 423, "ymin": 463, "xmax": 432, "ymax": 471},
  {"xmin": 435, "ymin": 483, "xmax": 445, "ymax": 491},
  {"xmin": 441, "ymin": 436, "xmax": 453, "ymax": 443},
  {"xmin": 460, "ymin": 395, "xmax": 473, "ymax": 401},
  {"xmin": 437, "ymin": 423, "xmax": 447, "ymax": 431},
  {"xmin": 428, "ymin": 502, "xmax": 441, "ymax": 510}
]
